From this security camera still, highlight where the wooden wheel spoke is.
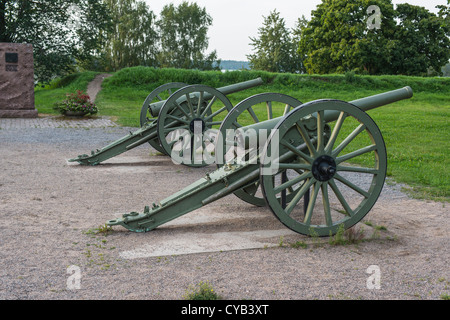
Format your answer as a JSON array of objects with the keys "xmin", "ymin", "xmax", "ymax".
[
  {"xmin": 197, "ymin": 91, "xmax": 204, "ymax": 116},
  {"xmin": 334, "ymin": 173, "xmax": 371, "ymax": 198},
  {"xmin": 206, "ymin": 121, "xmax": 223, "ymax": 127},
  {"xmin": 332, "ymin": 124, "xmax": 366, "ymax": 157},
  {"xmin": 266, "ymin": 101, "xmax": 273, "ymax": 119},
  {"xmin": 317, "ymin": 110, "xmax": 325, "ymax": 153},
  {"xmin": 285, "ymin": 178, "xmax": 315, "ymax": 216},
  {"xmin": 247, "ymin": 107, "xmax": 259, "ymax": 123},
  {"xmin": 166, "ymin": 114, "xmax": 190, "ymax": 124},
  {"xmin": 277, "ymin": 163, "xmax": 311, "ymax": 170},
  {"xmin": 163, "ymin": 125, "xmax": 188, "ymax": 133},
  {"xmin": 280, "ymin": 139, "xmax": 314, "ymax": 163},
  {"xmin": 185, "ymin": 94, "xmax": 195, "ymax": 115},
  {"xmin": 325, "ymin": 111, "xmax": 347, "ymax": 153},
  {"xmin": 321, "ymin": 182, "xmax": 332, "ymax": 227},
  {"xmin": 337, "ymin": 165, "xmax": 379, "ymax": 174},
  {"xmin": 303, "ymin": 181, "xmax": 321, "ymax": 225},
  {"xmin": 336, "ymin": 144, "xmax": 377, "ymax": 164},
  {"xmin": 283, "ymin": 104, "xmax": 292, "ymax": 116},
  {"xmin": 173, "ymin": 101, "xmax": 191, "ymax": 118},
  {"xmin": 273, "ymin": 171, "xmax": 312, "ymax": 194},
  {"xmin": 200, "ymin": 96, "xmax": 217, "ymax": 117},
  {"xmin": 328, "ymin": 179, "xmax": 353, "ymax": 216},
  {"xmin": 205, "ymin": 105, "xmax": 228, "ymax": 121},
  {"xmin": 296, "ymin": 122, "xmax": 317, "ymax": 157}
]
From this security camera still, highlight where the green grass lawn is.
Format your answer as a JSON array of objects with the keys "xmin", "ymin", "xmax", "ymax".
[
  {"xmin": 34, "ymin": 67, "xmax": 450, "ymax": 201},
  {"xmin": 34, "ymin": 71, "xmax": 101, "ymax": 114}
]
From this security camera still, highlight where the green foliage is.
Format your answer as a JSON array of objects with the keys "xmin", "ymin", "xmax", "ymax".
[
  {"xmin": 328, "ymin": 225, "xmax": 366, "ymax": 245},
  {"xmin": 298, "ymin": 0, "xmax": 450, "ymax": 76},
  {"xmin": 157, "ymin": 1, "xmax": 219, "ymax": 70},
  {"xmin": 248, "ymin": 10, "xmax": 304, "ymax": 73},
  {"xmin": 183, "ymin": 281, "xmax": 222, "ymax": 300},
  {"xmin": 53, "ymin": 90, "xmax": 98, "ymax": 115},
  {"xmin": 100, "ymin": 0, "xmax": 158, "ymax": 72},
  {"xmin": 101, "ymin": 66, "xmax": 270, "ymax": 90},
  {"xmin": 390, "ymin": 3, "xmax": 450, "ymax": 76},
  {"xmin": 0, "ymin": 0, "xmax": 112, "ymax": 84},
  {"xmin": 34, "ymin": 72, "xmax": 100, "ymax": 114},
  {"xmin": 290, "ymin": 241, "xmax": 308, "ymax": 249}
]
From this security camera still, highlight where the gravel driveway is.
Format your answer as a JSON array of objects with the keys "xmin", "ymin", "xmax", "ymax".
[{"xmin": 0, "ymin": 116, "xmax": 448, "ymax": 301}]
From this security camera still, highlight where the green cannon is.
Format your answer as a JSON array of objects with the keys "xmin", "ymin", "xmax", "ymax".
[
  {"xmin": 106, "ymin": 86, "xmax": 413, "ymax": 236},
  {"xmin": 68, "ymin": 78, "xmax": 265, "ymax": 166}
]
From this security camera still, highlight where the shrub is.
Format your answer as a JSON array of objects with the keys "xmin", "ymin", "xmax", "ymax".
[
  {"xmin": 53, "ymin": 90, "xmax": 98, "ymax": 115},
  {"xmin": 183, "ymin": 280, "xmax": 222, "ymax": 300}
]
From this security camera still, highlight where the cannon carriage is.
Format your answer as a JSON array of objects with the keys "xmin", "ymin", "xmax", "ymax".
[
  {"xmin": 104, "ymin": 86, "xmax": 413, "ymax": 236},
  {"xmin": 69, "ymin": 78, "xmax": 266, "ymax": 166}
]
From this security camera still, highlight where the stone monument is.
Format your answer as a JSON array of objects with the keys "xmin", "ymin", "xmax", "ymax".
[{"xmin": 0, "ymin": 42, "xmax": 38, "ymax": 118}]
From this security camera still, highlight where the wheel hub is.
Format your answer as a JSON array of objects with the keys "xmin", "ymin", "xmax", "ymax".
[
  {"xmin": 190, "ymin": 118, "xmax": 206, "ymax": 133},
  {"xmin": 312, "ymin": 155, "xmax": 337, "ymax": 181}
]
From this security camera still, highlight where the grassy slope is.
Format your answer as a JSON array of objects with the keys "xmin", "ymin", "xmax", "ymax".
[
  {"xmin": 34, "ymin": 71, "xmax": 101, "ymax": 114},
  {"xmin": 34, "ymin": 67, "xmax": 450, "ymax": 201}
]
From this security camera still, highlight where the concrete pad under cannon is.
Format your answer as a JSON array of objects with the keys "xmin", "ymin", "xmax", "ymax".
[
  {"xmin": 108, "ymin": 206, "xmax": 299, "ymax": 258},
  {"xmin": 119, "ymin": 229, "xmax": 297, "ymax": 259}
]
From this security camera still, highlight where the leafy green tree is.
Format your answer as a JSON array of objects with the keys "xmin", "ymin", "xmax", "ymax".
[
  {"xmin": 291, "ymin": 15, "xmax": 309, "ymax": 74},
  {"xmin": 0, "ymin": 0, "xmax": 112, "ymax": 83},
  {"xmin": 248, "ymin": 10, "xmax": 303, "ymax": 73},
  {"xmin": 437, "ymin": 0, "xmax": 450, "ymax": 23},
  {"xmin": 388, "ymin": 3, "xmax": 450, "ymax": 76},
  {"xmin": 102, "ymin": 0, "xmax": 158, "ymax": 71},
  {"xmin": 156, "ymin": 1, "xmax": 219, "ymax": 70},
  {"xmin": 299, "ymin": 0, "xmax": 397, "ymax": 75},
  {"xmin": 298, "ymin": 0, "xmax": 450, "ymax": 76}
]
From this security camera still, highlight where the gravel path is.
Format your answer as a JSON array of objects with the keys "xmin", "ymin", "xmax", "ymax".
[
  {"xmin": 0, "ymin": 117, "xmax": 448, "ymax": 301},
  {"xmin": 87, "ymin": 74, "xmax": 113, "ymax": 103}
]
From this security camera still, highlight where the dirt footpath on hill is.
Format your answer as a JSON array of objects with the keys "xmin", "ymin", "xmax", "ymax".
[{"xmin": 0, "ymin": 122, "xmax": 448, "ymax": 300}]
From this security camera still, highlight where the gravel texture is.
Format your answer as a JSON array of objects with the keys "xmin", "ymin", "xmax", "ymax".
[{"xmin": 0, "ymin": 117, "xmax": 448, "ymax": 301}]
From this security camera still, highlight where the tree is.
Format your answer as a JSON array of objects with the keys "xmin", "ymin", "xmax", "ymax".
[
  {"xmin": 248, "ymin": 10, "xmax": 303, "ymax": 73},
  {"xmin": 298, "ymin": 0, "xmax": 450, "ymax": 76},
  {"xmin": 298, "ymin": 0, "xmax": 397, "ymax": 75},
  {"xmin": 156, "ymin": 1, "xmax": 219, "ymax": 70},
  {"xmin": 388, "ymin": 3, "xmax": 450, "ymax": 76},
  {"xmin": 437, "ymin": 0, "xmax": 450, "ymax": 24},
  {"xmin": 291, "ymin": 15, "xmax": 309, "ymax": 74},
  {"xmin": 0, "ymin": 0, "xmax": 112, "ymax": 83},
  {"xmin": 102, "ymin": 0, "xmax": 158, "ymax": 71}
]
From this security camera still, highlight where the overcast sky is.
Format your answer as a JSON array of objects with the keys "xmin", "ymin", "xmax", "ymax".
[{"xmin": 143, "ymin": 0, "xmax": 446, "ymax": 61}]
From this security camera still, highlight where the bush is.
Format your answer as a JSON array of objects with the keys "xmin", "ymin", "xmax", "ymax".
[
  {"xmin": 53, "ymin": 90, "xmax": 98, "ymax": 115},
  {"xmin": 183, "ymin": 281, "xmax": 222, "ymax": 300}
]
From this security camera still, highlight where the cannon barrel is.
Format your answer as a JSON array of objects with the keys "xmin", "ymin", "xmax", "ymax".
[
  {"xmin": 325, "ymin": 86, "xmax": 413, "ymax": 122},
  {"xmin": 236, "ymin": 86, "xmax": 413, "ymax": 146},
  {"xmin": 149, "ymin": 77, "xmax": 264, "ymax": 116}
]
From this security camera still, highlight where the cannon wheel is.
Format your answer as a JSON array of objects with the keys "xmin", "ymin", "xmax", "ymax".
[
  {"xmin": 260, "ymin": 100, "xmax": 387, "ymax": 236},
  {"xmin": 157, "ymin": 84, "xmax": 234, "ymax": 167},
  {"xmin": 216, "ymin": 93, "xmax": 303, "ymax": 206},
  {"xmin": 139, "ymin": 82, "xmax": 188, "ymax": 155}
]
